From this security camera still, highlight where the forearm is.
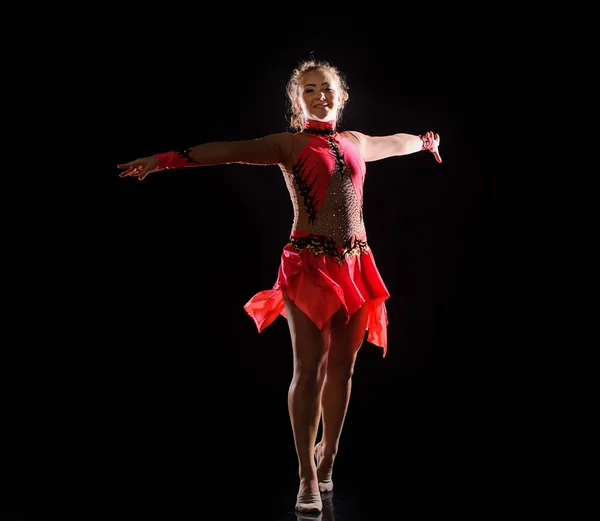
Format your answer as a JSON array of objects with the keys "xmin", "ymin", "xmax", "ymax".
[
  {"xmin": 156, "ymin": 134, "xmax": 289, "ymax": 170},
  {"xmin": 390, "ymin": 133, "xmax": 427, "ymax": 156},
  {"xmin": 156, "ymin": 142, "xmax": 239, "ymax": 170},
  {"xmin": 361, "ymin": 131, "xmax": 441, "ymax": 162}
]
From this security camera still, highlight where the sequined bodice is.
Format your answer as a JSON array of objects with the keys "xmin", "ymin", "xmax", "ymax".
[{"xmin": 281, "ymin": 121, "xmax": 366, "ymax": 249}]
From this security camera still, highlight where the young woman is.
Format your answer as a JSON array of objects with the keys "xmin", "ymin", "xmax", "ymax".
[{"xmin": 118, "ymin": 59, "xmax": 441, "ymax": 513}]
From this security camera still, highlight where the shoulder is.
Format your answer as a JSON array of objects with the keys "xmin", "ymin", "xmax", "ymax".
[
  {"xmin": 264, "ymin": 131, "xmax": 311, "ymax": 169},
  {"xmin": 254, "ymin": 132, "xmax": 297, "ymax": 160},
  {"xmin": 259, "ymin": 131, "xmax": 296, "ymax": 145},
  {"xmin": 339, "ymin": 130, "xmax": 369, "ymax": 154},
  {"xmin": 340, "ymin": 130, "xmax": 368, "ymax": 146},
  {"xmin": 261, "ymin": 131, "xmax": 309, "ymax": 150}
]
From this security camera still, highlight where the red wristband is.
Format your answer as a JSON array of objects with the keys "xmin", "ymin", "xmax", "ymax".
[
  {"xmin": 155, "ymin": 150, "xmax": 198, "ymax": 170},
  {"xmin": 420, "ymin": 133, "xmax": 438, "ymax": 151},
  {"xmin": 419, "ymin": 131, "xmax": 442, "ymax": 163}
]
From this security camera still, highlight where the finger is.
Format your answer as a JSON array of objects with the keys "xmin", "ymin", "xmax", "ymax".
[
  {"xmin": 117, "ymin": 161, "xmax": 137, "ymax": 169},
  {"xmin": 433, "ymin": 150, "xmax": 442, "ymax": 163},
  {"xmin": 119, "ymin": 166, "xmax": 138, "ymax": 177}
]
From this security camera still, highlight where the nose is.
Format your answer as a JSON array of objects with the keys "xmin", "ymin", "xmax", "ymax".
[{"xmin": 319, "ymin": 91, "xmax": 326, "ymax": 100}]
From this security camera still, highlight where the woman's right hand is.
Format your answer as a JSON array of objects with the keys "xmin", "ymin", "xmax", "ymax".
[{"xmin": 117, "ymin": 155, "xmax": 159, "ymax": 181}]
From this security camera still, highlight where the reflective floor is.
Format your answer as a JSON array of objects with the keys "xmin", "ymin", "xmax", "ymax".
[
  {"xmin": 3, "ymin": 389, "xmax": 516, "ymax": 521},
  {"xmin": 2, "ymin": 294, "xmax": 512, "ymax": 520}
]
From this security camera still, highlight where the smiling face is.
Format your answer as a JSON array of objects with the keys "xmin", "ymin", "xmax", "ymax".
[{"xmin": 297, "ymin": 69, "xmax": 343, "ymax": 123}]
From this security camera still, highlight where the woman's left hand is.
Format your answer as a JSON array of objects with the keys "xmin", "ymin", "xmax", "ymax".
[{"xmin": 423, "ymin": 131, "xmax": 442, "ymax": 163}]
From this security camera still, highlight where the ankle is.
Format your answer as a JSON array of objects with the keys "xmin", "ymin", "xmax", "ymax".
[
  {"xmin": 298, "ymin": 471, "xmax": 318, "ymax": 484},
  {"xmin": 318, "ymin": 444, "xmax": 337, "ymax": 460}
]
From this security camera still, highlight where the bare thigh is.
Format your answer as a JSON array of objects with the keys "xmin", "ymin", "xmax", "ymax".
[
  {"xmin": 283, "ymin": 291, "xmax": 331, "ymax": 364},
  {"xmin": 328, "ymin": 303, "xmax": 370, "ymax": 367}
]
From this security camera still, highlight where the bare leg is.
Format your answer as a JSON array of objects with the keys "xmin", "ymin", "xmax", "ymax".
[
  {"xmin": 284, "ymin": 292, "xmax": 331, "ymax": 513},
  {"xmin": 316, "ymin": 303, "xmax": 369, "ymax": 492}
]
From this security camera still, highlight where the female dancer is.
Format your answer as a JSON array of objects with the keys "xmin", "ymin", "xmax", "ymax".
[{"xmin": 118, "ymin": 59, "xmax": 441, "ymax": 513}]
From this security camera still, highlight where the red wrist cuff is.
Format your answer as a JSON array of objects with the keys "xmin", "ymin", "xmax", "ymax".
[
  {"xmin": 420, "ymin": 134, "xmax": 435, "ymax": 151},
  {"xmin": 419, "ymin": 132, "xmax": 442, "ymax": 163},
  {"xmin": 155, "ymin": 150, "xmax": 197, "ymax": 170}
]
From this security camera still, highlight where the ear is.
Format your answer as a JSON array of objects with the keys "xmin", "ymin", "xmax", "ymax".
[{"xmin": 295, "ymin": 96, "xmax": 302, "ymax": 110}]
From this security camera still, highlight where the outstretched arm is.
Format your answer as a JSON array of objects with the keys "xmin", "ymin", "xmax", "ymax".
[
  {"xmin": 348, "ymin": 130, "xmax": 442, "ymax": 163},
  {"xmin": 118, "ymin": 132, "xmax": 294, "ymax": 181}
]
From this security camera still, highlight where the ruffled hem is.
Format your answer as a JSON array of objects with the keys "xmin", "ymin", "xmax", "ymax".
[{"xmin": 243, "ymin": 243, "xmax": 390, "ymax": 356}]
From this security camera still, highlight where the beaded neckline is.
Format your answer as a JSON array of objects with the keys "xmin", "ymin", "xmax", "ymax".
[{"xmin": 302, "ymin": 119, "xmax": 337, "ymax": 136}]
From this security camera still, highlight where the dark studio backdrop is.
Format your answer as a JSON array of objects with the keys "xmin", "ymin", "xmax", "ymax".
[{"xmin": 2, "ymin": 20, "xmax": 509, "ymax": 519}]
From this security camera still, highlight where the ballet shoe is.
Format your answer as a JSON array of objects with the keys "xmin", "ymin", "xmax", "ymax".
[
  {"xmin": 318, "ymin": 478, "xmax": 333, "ymax": 493},
  {"xmin": 314, "ymin": 441, "xmax": 334, "ymax": 492},
  {"xmin": 295, "ymin": 492, "xmax": 322, "ymax": 513}
]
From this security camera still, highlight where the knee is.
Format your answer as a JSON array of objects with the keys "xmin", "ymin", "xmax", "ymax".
[
  {"xmin": 294, "ymin": 358, "xmax": 328, "ymax": 388},
  {"xmin": 326, "ymin": 359, "xmax": 356, "ymax": 382}
]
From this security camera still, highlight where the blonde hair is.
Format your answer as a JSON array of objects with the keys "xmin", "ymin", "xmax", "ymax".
[{"xmin": 285, "ymin": 59, "xmax": 350, "ymax": 131}]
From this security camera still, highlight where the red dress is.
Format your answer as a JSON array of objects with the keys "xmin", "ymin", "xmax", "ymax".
[{"xmin": 244, "ymin": 120, "xmax": 390, "ymax": 356}]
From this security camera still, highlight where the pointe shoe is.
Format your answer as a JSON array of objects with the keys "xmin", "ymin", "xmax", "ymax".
[
  {"xmin": 314, "ymin": 442, "xmax": 334, "ymax": 492},
  {"xmin": 295, "ymin": 492, "xmax": 322, "ymax": 513},
  {"xmin": 318, "ymin": 478, "xmax": 333, "ymax": 493}
]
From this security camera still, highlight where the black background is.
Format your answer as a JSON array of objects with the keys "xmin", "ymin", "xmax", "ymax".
[{"xmin": 2, "ymin": 19, "xmax": 510, "ymax": 519}]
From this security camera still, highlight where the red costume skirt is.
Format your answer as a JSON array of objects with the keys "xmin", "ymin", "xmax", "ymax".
[{"xmin": 243, "ymin": 236, "xmax": 390, "ymax": 356}]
